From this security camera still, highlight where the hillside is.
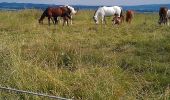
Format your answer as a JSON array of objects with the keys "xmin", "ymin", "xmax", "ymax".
[
  {"xmin": 0, "ymin": 10, "xmax": 170, "ymax": 99},
  {"xmin": 0, "ymin": 2, "xmax": 170, "ymax": 12}
]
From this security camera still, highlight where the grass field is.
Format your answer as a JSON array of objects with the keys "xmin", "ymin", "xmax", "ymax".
[{"xmin": 0, "ymin": 9, "xmax": 170, "ymax": 99}]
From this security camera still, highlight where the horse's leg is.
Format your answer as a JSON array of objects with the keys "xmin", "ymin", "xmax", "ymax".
[
  {"xmin": 104, "ymin": 16, "xmax": 107, "ymax": 24},
  {"xmin": 48, "ymin": 17, "xmax": 51, "ymax": 26},
  {"xmin": 165, "ymin": 17, "xmax": 168, "ymax": 25},
  {"xmin": 101, "ymin": 16, "xmax": 104, "ymax": 24},
  {"xmin": 65, "ymin": 17, "xmax": 68, "ymax": 26},
  {"xmin": 57, "ymin": 17, "xmax": 60, "ymax": 24},
  {"xmin": 166, "ymin": 19, "xmax": 169, "ymax": 25},
  {"xmin": 168, "ymin": 21, "xmax": 169, "ymax": 26},
  {"xmin": 51, "ymin": 17, "xmax": 55, "ymax": 25},
  {"xmin": 162, "ymin": 16, "xmax": 166, "ymax": 25},
  {"xmin": 162, "ymin": 17, "xmax": 165, "ymax": 24},
  {"xmin": 65, "ymin": 14, "xmax": 72, "ymax": 26},
  {"xmin": 121, "ymin": 15, "xmax": 125, "ymax": 23},
  {"xmin": 161, "ymin": 17, "xmax": 164, "ymax": 25},
  {"xmin": 66, "ymin": 17, "xmax": 69, "ymax": 26},
  {"xmin": 70, "ymin": 15, "xmax": 73, "ymax": 25},
  {"xmin": 161, "ymin": 16, "xmax": 163, "ymax": 25},
  {"xmin": 54, "ymin": 17, "xmax": 58, "ymax": 25},
  {"xmin": 112, "ymin": 16, "xmax": 117, "ymax": 25},
  {"xmin": 63, "ymin": 17, "xmax": 66, "ymax": 26},
  {"xmin": 129, "ymin": 19, "xmax": 132, "ymax": 24},
  {"xmin": 54, "ymin": 17, "xmax": 56, "ymax": 25}
]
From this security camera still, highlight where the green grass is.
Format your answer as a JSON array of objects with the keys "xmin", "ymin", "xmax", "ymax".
[{"xmin": 0, "ymin": 9, "xmax": 170, "ymax": 99}]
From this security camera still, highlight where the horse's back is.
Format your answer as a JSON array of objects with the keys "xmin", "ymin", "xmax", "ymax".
[
  {"xmin": 47, "ymin": 6, "xmax": 70, "ymax": 17},
  {"xmin": 102, "ymin": 6, "xmax": 116, "ymax": 16},
  {"xmin": 96, "ymin": 6, "xmax": 122, "ymax": 17},
  {"xmin": 112, "ymin": 6, "xmax": 122, "ymax": 10},
  {"xmin": 45, "ymin": 7, "xmax": 61, "ymax": 16}
]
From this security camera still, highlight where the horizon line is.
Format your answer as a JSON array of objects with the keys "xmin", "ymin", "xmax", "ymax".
[{"xmin": 0, "ymin": 2, "xmax": 170, "ymax": 6}]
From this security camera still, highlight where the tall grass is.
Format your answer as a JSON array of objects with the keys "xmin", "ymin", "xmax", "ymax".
[{"xmin": 0, "ymin": 9, "xmax": 170, "ymax": 99}]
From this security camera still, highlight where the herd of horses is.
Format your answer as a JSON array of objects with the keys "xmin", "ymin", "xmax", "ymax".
[
  {"xmin": 39, "ymin": 5, "xmax": 77, "ymax": 26},
  {"xmin": 38, "ymin": 5, "xmax": 170, "ymax": 26}
]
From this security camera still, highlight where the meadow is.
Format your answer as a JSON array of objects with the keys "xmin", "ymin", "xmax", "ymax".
[{"xmin": 0, "ymin": 9, "xmax": 170, "ymax": 99}]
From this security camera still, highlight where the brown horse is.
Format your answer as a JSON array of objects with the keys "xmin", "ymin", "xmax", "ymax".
[
  {"xmin": 126, "ymin": 10, "xmax": 134, "ymax": 24},
  {"xmin": 112, "ymin": 14, "xmax": 125, "ymax": 25},
  {"xmin": 39, "ymin": 6, "xmax": 71, "ymax": 26},
  {"xmin": 158, "ymin": 7, "xmax": 168, "ymax": 25}
]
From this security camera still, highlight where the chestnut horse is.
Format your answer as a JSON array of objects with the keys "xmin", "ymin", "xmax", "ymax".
[
  {"xmin": 57, "ymin": 5, "xmax": 78, "ymax": 25},
  {"xmin": 126, "ymin": 10, "xmax": 134, "ymax": 24},
  {"xmin": 39, "ymin": 6, "xmax": 71, "ymax": 26},
  {"xmin": 112, "ymin": 14, "xmax": 124, "ymax": 25}
]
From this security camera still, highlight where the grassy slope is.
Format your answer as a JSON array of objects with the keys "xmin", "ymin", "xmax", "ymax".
[{"xmin": 0, "ymin": 10, "xmax": 170, "ymax": 99}]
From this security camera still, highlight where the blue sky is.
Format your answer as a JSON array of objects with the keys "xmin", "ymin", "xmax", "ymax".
[{"xmin": 0, "ymin": 0, "xmax": 170, "ymax": 6}]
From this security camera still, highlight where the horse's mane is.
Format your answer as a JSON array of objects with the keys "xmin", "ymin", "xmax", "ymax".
[
  {"xmin": 120, "ymin": 8, "xmax": 123, "ymax": 17},
  {"xmin": 39, "ymin": 8, "xmax": 48, "ymax": 21},
  {"xmin": 94, "ymin": 10, "xmax": 97, "ymax": 15}
]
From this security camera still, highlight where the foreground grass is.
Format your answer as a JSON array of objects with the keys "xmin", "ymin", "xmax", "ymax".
[{"xmin": 0, "ymin": 9, "xmax": 170, "ymax": 99}]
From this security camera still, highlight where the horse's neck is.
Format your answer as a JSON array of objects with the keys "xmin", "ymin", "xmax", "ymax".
[
  {"xmin": 40, "ymin": 14, "xmax": 45, "ymax": 21},
  {"xmin": 94, "ymin": 10, "xmax": 101, "ymax": 17},
  {"xmin": 39, "ymin": 10, "xmax": 47, "ymax": 21}
]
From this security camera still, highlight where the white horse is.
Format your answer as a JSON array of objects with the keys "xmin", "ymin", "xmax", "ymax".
[
  {"xmin": 66, "ymin": 5, "xmax": 77, "ymax": 25},
  {"xmin": 93, "ymin": 6, "xmax": 123, "ymax": 24},
  {"xmin": 57, "ymin": 5, "xmax": 77, "ymax": 25},
  {"xmin": 167, "ymin": 9, "xmax": 170, "ymax": 25}
]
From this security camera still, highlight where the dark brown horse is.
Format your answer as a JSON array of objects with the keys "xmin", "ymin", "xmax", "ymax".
[
  {"xmin": 158, "ymin": 7, "xmax": 168, "ymax": 25},
  {"xmin": 39, "ymin": 6, "xmax": 71, "ymax": 26}
]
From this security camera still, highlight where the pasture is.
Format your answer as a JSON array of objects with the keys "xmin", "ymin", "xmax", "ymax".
[{"xmin": 0, "ymin": 9, "xmax": 170, "ymax": 99}]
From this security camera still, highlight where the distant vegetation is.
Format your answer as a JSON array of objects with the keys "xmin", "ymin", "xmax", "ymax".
[
  {"xmin": 0, "ymin": 2, "xmax": 170, "ymax": 12},
  {"xmin": 0, "ymin": 9, "xmax": 170, "ymax": 99}
]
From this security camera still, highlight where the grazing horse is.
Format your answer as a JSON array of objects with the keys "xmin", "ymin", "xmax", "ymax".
[
  {"xmin": 167, "ymin": 10, "xmax": 170, "ymax": 24},
  {"xmin": 93, "ymin": 6, "xmax": 123, "ymax": 24},
  {"xmin": 39, "ymin": 6, "xmax": 71, "ymax": 26},
  {"xmin": 57, "ymin": 5, "xmax": 78, "ymax": 25},
  {"xmin": 126, "ymin": 10, "xmax": 134, "ymax": 24},
  {"xmin": 66, "ymin": 5, "xmax": 77, "ymax": 25},
  {"xmin": 112, "ymin": 14, "xmax": 124, "ymax": 25},
  {"xmin": 158, "ymin": 7, "xmax": 168, "ymax": 25}
]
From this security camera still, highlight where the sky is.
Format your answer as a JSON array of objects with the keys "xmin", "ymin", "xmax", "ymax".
[{"xmin": 0, "ymin": 0, "xmax": 170, "ymax": 6}]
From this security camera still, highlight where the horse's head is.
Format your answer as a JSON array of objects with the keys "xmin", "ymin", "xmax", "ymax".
[
  {"xmin": 112, "ymin": 14, "xmax": 122, "ymax": 25},
  {"xmin": 93, "ymin": 16, "xmax": 99, "ymax": 24},
  {"xmin": 38, "ymin": 19, "xmax": 43, "ymax": 24},
  {"xmin": 66, "ymin": 5, "xmax": 77, "ymax": 15}
]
